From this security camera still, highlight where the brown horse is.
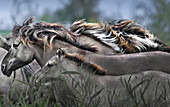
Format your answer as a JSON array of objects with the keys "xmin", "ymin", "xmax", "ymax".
[{"xmin": 1, "ymin": 17, "xmax": 170, "ymax": 77}]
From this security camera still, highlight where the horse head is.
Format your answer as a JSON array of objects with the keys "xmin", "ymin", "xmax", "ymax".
[
  {"xmin": 1, "ymin": 17, "xmax": 98, "ymax": 77},
  {"xmin": 45, "ymin": 48, "xmax": 106, "ymax": 76},
  {"xmin": 1, "ymin": 38, "xmax": 35, "ymax": 77}
]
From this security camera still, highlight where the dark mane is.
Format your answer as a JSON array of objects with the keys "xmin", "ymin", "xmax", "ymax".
[
  {"xmin": 64, "ymin": 52, "xmax": 106, "ymax": 75},
  {"xmin": 70, "ymin": 19, "xmax": 160, "ymax": 53},
  {"xmin": 13, "ymin": 17, "xmax": 97, "ymax": 53},
  {"xmin": 110, "ymin": 19, "xmax": 151, "ymax": 38}
]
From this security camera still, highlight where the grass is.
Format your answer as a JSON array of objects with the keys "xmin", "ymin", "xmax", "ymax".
[{"xmin": 1, "ymin": 70, "xmax": 170, "ymax": 107}]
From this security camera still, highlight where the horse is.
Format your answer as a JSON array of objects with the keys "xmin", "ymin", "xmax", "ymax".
[
  {"xmin": 0, "ymin": 33, "xmax": 34, "ymax": 84},
  {"xmin": 0, "ymin": 32, "xmax": 36, "ymax": 105},
  {"xmin": 2, "ymin": 17, "xmax": 170, "ymax": 77},
  {"xmin": 0, "ymin": 47, "xmax": 34, "ymax": 105},
  {"xmin": 0, "ymin": 23, "xmax": 40, "ymax": 72},
  {"xmin": 0, "ymin": 17, "xmax": 98, "ymax": 77},
  {"xmin": 35, "ymin": 49, "xmax": 170, "ymax": 106}
]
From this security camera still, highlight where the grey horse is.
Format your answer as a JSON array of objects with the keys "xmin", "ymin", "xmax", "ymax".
[
  {"xmin": 0, "ymin": 34, "xmax": 35, "ymax": 105},
  {"xmin": 2, "ymin": 17, "xmax": 170, "ymax": 77},
  {"xmin": 35, "ymin": 49, "xmax": 170, "ymax": 106}
]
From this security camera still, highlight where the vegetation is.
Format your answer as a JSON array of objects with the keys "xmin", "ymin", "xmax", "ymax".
[
  {"xmin": 0, "ymin": 30, "xmax": 10, "ymax": 37},
  {"xmin": 41, "ymin": 0, "xmax": 99, "ymax": 23},
  {"xmin": 1, "ymin": 70, "xmax": 170, "ymax": 107},
  {"xmin": 134, "ymin": 0, "xmax": 170, "ymax": 43},
  {"xmin": 150, "ymin": 0, "xmax": 170, "ymax": 42}
]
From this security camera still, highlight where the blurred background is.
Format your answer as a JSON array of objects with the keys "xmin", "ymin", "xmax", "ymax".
[{"xmin": 0, "ymin": 0, "xmax": 170, "ymax": 43}]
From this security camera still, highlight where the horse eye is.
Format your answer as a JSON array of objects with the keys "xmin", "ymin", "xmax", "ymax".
[{"xmin": 5, "ymin": 37, "xmax": 10, "ymax": 40}]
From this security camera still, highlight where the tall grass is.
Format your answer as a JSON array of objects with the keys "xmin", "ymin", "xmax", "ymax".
[{"xmin": 1, "ymin": 70, "xmax": 170, "ymax": 107}]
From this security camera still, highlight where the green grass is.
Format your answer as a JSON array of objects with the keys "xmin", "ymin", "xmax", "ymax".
[
  {"xmin": 0, "ymin": 30, "xmax": 10, "ymax": 37},
  {"xmin": 166, "ymin": 41, "xmax": 170, "ymax": 46}
]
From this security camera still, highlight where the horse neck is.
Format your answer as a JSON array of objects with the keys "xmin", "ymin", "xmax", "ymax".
[
  {"xmin": 49, "ymin": 58, "xmax": 89, "ymax": 81},
  {"xmin": 33, "ymin": 34, "xmax": 116, "ymax": 67},
  {"xmin": 33, "ymin": 42, "xmax": 77, "ymax": 67},
  {"xmin": 34, "ymin": 48, "xmax": 56, "ymax": 67}
]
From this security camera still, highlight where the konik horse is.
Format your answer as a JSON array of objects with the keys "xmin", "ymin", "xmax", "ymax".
[
  {"xmin": 1, "ymin": 16, "xmax": 170, "ymax": 105},
  {"xmin": 35, "ymin": 49, "xmax": 170, "ymax": 106},
  {"xmin": 0, "ymin": 34, "xmax": 34, "ymax": 105},
  {"xmin": 1, "ymin": 17, "xmax": 170, "ymax": 77}
]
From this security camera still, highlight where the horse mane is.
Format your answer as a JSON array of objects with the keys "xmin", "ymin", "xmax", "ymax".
[
  {"xmin": 13, "ymin": 17, "xmax": 97, "ymax": 53},
  {"xmin": 63, "ymin": 52, "xmax": 106, "ymax": 75},
  {"xmin": 70, "ymin": 19, "xmax": 160, "ymax": 53}
]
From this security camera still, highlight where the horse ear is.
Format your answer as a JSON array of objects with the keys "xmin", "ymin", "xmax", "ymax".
[
  {"xmin": 23, "ymin": 16, "xmax": 35, "ymax": 26},
  {"xmin": 12, "ymin": 25, "xmax": 22, "ymax": 37}
]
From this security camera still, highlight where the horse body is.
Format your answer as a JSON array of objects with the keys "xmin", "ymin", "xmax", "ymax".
[
  {"xmin": 36, "ymin": 50, "xmax": 170, "ymax": 106},
  {"xmin": 86, "ymin": 51, "xmax": 170, "ymax": 75}
]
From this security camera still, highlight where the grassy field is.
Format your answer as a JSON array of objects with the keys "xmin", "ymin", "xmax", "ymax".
[
  {"xmin": 0, "ymin": 71, "xmax": 170, "ymax": 107},
  {"xmin": 0, "ymin": 30, "xmax": 10, "ymax": 37}
]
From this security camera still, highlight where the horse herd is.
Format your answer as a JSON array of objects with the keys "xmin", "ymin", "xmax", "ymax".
[{"xmin": 1, "ymin": 17, "xmax": 170, "ymax": 106}]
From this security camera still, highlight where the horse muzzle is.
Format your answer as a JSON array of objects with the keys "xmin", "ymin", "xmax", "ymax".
[
  {"xmin": 1, "ymin": 64, "xmax": 7, "ymax": 74},
  {"xmin": 1, "ymin": 64, "xmax": 13, "ymax": 77}
]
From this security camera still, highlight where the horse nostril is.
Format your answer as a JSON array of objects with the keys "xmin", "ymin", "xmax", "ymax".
[{"xmin": 1, "ymin": 64, "xmax": 6, "ymax": 73}]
